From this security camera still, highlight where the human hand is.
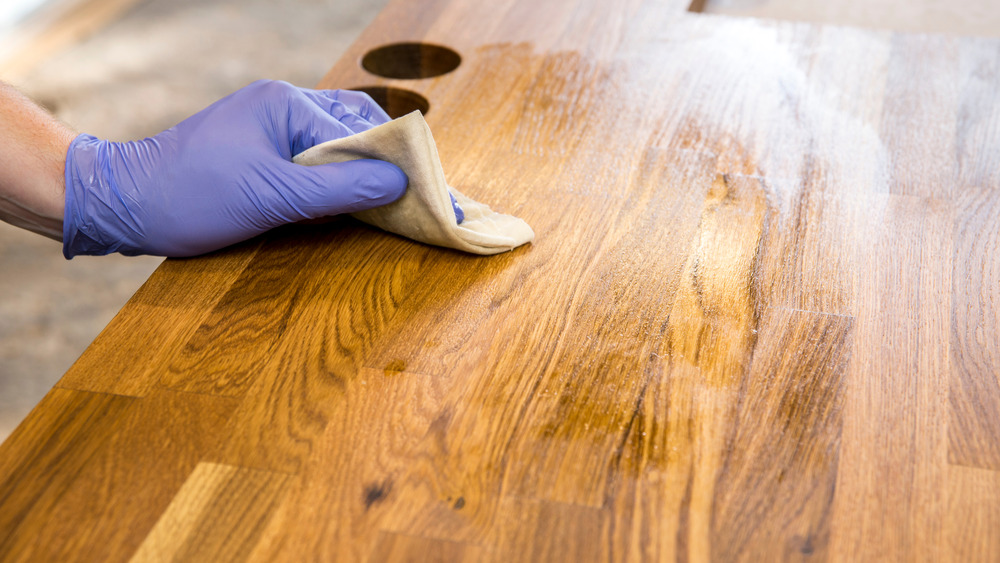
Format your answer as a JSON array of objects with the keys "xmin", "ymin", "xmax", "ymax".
[{"xmin": 63, "ymin": 79, "xmax": 408, "ymax": 257}]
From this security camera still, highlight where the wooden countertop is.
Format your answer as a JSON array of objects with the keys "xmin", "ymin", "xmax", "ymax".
[{"xmin": 3, "ymin": 0, "xmax": 999, "ymax": 560}]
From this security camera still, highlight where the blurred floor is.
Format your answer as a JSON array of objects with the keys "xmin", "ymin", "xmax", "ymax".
[{"xmin": 0, "ymin": 0, "xmax": 388, "ymax": 442}]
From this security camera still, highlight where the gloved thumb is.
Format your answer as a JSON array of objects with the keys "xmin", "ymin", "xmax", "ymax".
[{"xmin": 277, "ymin": 158, "xmax": 407, "ymax": 220}]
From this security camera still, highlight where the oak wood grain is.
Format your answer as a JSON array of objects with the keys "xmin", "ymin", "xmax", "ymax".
[
  {"xmin": 56, "ymin": 237, "xmax": 261, "ymax": 397},
  {"xmin": 204, "ymin": 228, "xmax": 447, "ymax": 475},
  {"xmin": 501, "ymin": 151, "xmax": 715, "ymax": 507},
  {"xmin": 0, "ymin": 389, "xmax": 134, "ymax": 556},
  {"xmin": 600, "ymin": 172, "xmax": 770, "ymax": 562},
  {"xmin": 369, "ymin": 531, "xmax": 482, "ymax": 563},
  {"xmin": 130, "ymin": 463, "xmax": 291, "ymax": 563},
  {"xmin": 945, "ymin": 465, "xmax": 1000, "ymax": 561},
  {"xmin": 489, "ymin": 498, "xmax": 610, "ymax": 563},
  {"xmin": 0, "ymin": 389, "xmax": 237, "ymax": 561},
  {"xmin": 243, "ymin": 366, "xmax": 459, "ymax": 562},
  {"xmin": 159, "ymin": 226, "xmax": 355, "ymax": 398},
  {"xmin": 710, "ymin": 307, "xmax": 852, "ymax": 560},
  {"xmin": 2, "ymin": 0, "xmax": 1000, "ymax": 561},
  {"xmin": 950, "ymin": 186, "xmax": 1000, "ymax": 469},
  {"xmin": 830, "ymin": 194, "xmax": 953, "ymax": 561}
]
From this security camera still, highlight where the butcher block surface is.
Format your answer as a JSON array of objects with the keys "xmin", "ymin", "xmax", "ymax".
[{"xmin": 1, "ymin": 0, "xmax": 999, "ymax": 560}]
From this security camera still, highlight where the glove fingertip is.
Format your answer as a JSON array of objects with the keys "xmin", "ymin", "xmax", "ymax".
[
  {"xmin": 449, "ymin": 192, "xmax": 464, "ymax": 224},
  {"xmin": 290, "ymin": 158, "xmax": 407, "ymax": 217},
  {"xmin": 345, "ymin": 159, "xmax": 407, "ymax": 206}
]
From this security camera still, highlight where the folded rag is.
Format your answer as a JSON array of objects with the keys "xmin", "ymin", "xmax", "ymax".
[{"xmin": 293, "ymin": 111, "xmax": 534, "ymax": 255}]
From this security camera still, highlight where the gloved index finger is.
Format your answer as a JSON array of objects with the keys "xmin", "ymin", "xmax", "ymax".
[
  {"xmin": 303, "ymin": 88, "xmax": 393, "ymax": 127},
  {"xmin": 330, "ymin": 89, "xmax": 393, "ymax": 125},
  {"xmin": 285, "ymin": 103, "xmax": 360, "ymax": 157}
]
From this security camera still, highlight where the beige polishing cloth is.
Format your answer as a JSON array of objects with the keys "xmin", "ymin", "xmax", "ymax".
[{"xmin": 293, "ymin": 111, "xmax": 534, "ymax": 255}]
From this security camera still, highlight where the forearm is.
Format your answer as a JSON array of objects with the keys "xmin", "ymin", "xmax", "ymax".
[{"xmin": 0, "ymin": 81, "xmax": 76, "ymax": 240}]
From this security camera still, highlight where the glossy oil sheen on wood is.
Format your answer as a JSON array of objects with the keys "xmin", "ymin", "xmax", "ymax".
[{"xmin": 2, "ymin": 0, "xmax": 999, "ymax": 561}]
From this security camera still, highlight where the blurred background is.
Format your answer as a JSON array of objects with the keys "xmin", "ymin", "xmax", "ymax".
[{"xmin": 0, "ymin": 0, "xmax": 388, "ymax": 442}]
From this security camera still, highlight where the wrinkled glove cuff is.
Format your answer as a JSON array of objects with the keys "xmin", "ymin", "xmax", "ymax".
[{"xmin": 63, "ymin": 134, "xmax": 143, "ymax": 258}]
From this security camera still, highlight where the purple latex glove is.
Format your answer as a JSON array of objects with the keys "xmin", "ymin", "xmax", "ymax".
[
  {"xmin": 450, "ymin": 192, "xmax": 464, "ymax": 224},
  {"xmin": 63, "ymin": 79, "xmax": 408, "ymax": 258}
]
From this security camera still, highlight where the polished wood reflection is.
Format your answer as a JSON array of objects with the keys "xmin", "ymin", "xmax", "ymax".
[{"xmin": 2, "ymin": 0, "xmax": 999, "ymax": 561}]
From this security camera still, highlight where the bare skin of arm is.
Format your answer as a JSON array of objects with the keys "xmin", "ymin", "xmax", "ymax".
[{"xmin": 0, "ymin": 81, "xmax": 76, "ymax": 240}]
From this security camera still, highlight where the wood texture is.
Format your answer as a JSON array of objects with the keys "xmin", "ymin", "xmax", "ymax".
[
  {"xmin": 2, "ymin": 0, "xmax": 1000, "ymax": 561},
  {"xmin": 696, "ymin": 0, "xmax": 1000, "ymax": 38},
  {"xmin": 130, "ymin": 463, "xmax": 291, "ymax": 562}
]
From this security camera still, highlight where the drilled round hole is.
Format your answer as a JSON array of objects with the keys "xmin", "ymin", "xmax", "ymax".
[
  {"xmin": 352, "ymin": 86, "xmax": 429, "ymax": 119},
  {"xmin": 361, "ymin": 42, "xmax": 461, "ymax": 79}
]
